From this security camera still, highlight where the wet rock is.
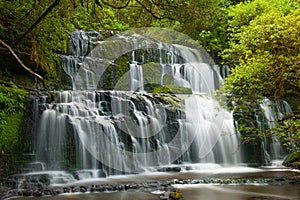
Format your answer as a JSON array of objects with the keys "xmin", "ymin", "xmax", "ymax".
[
  {"xmin": 38, "ymin": 174, "xmax": 51, "ymax": 185},
  {"xmin": 273, "ymin": 178, "xmax": 287, "ymax": 183},
  {"xmin": 173, "ymin": 179, "xmax": 183, "ymax": 184},
  {"xmin": 90, "ymin": 185, "xmax": 95, "ymax": 192},
  {"xmin": 80, "ymin": 186, "xmax": 87, "ymax": 193},
  {"xmin": 124, "ymin": 184, "xmax": 131, "ymax": 190},
  {"xmin": 71, "ymin": 186, "xmax": 80, "ymax": 192},
  {"xmin": 157, "ymin": 167, "xmax": 182, "ymax": 172},
  {"xmin": 190, "ymin": 179, "xmax": 200, "ymax": 184},
  {"xmin": 63, "ymin": 187, "xmax": 71, "ymax": 193},
  {"xmin": 123, "ymin": 183, "xmax": 139, "ymax": 190},
  {"xmin": 117, "ymin": 184, "xmax": 125, "ymax": 190},
  {"xmin": 32, "ymin": 190, "xmax": 43, "ymax": 196},
  {"xmin": 94, "ymin": 185, "xmax": 105, "ymax": 192},
  {"xmin": 160, "ymin": 191, "xmax": 170, "ymax": 200},
  {"xmin": 158, "ymin": 180, "xmax": 171, "ymax": 187},
  {"xmin": 112, "ymin": 184, "xmax": 120, "ymax": 191},
  {"xmin": 43, "ymin": 189, "xmax": 55, "ymax": 196},
  {"xmin": 20, "ymin": 189, "xmax": 32, "ymax": 196},
  {"xmin": 0, "ymin": 186, "xmax": 10, "ymax": 196},
  {"xmin": 104, "ymin": 185, "xmax": 113, "ymax": 191},
  {"xmin": 51, "ymin": 188, "xmax": 62, "ymax": 195},
  {"xmin": 131, "ymin": 183, "xmax": 139, "ymax": 189}
]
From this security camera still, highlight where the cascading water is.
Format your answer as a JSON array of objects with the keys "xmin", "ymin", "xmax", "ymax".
[
  {"xmin": 24, "ymin": 28, "xmax": 286, "ymax": 186},
  {"xmin": 259, "ymin": 98, "xmax": 292, "ymax": 163}
]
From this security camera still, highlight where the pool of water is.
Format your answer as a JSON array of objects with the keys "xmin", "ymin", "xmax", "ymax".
[{"xmin": 10, "ymin": 184, "xmax": 300, "ymax": 200}]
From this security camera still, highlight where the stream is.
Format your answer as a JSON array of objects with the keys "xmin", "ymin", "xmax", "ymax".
[{"xmin": 4, "ymin": 165, "xmax": 300, "ymax": 199}]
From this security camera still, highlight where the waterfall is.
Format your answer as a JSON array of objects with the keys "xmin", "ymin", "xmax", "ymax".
[
  {"xmin": 185, "ymin": 95, "xmax": 240, "ymax": 164},
  {"xmin": 34, "ymin": 90, "xmax": 241, "ymax": 174},
  {"xmin": 260, "ymin": 98, "xmax": 292, "ymax": 162},
  {"xmin": 32, "ymin": 28, "xmax": 284, "ymax": 182},
  {"xmin": 130, "ymin": 63, "xmax": 144, "ymax": 91}
]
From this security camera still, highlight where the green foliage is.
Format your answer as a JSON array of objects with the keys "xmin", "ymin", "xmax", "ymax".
[
  {"xmin": 226, "ymin": 0, "xmax": 297, "ymax": 33},
  {"xmin": 0, "ymin": 0, "xmax": 131, "ymax": 83},
  {"xmin": 0, "ymin": 85, "xmax": 26, "ymax": 153},
  {"xmin": 222, "ymin": 0, "xmax": 300, "ymax": 158},
  {"xmin": 273, "ymin": 115, "xmax": 300, "ymax": 153},
  {"xmin": 283, "ymin": 152, "xmax": 300, "ymax": 169},
  {"xmin": 223, "ymin": 0, "xmax": 300, "ymax": 102},
  {"xmin": 153, "ymin": 85, "xmax": 192, "ymax": 95},
  {"xmin": 0, "ymin": 0, "xmax": 236, "ymax": 85},
  {"xmin": 174, "ymin": 0, "xmax": 231, "ymax": 60},
  {"xmin": 4, "ymin": 0, "xmax": 300, "ymax": 169}
]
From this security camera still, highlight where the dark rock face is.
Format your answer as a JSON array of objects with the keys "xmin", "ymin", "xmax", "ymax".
[
  {"xmin": 157, "ymin": 167, "xmax": 182, "ymax": 172},
  {"xmin": 3, "ymin": 173, "xmax": 51, "ymax": 190}
]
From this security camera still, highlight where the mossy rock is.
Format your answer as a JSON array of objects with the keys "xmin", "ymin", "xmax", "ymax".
[
  {"xmin": 144, "ymin": 83, "xmax": 161, "ymax": 92},
  {"xmin": 153, "ymin": 85, "xmax": 173, "ymax": 94},
  {"xmin": 169, "ymin": 189, "xmax": 183, "ymax": 200},
  {"xmin": 283, "ymin": 152, "xmax": 300, "ymax": 169},
  {"xmin": 153, "ymin": 85, "xmax": 192, "ymax": 94}
]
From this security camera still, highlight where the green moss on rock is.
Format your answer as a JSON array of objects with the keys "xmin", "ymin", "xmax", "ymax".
[
  {"xmin": 153, "ymin": 85, "xmax": 192, "ymax": 94},
  {"xmin": 283, "ymin": 152, "xmax": 300, "ymax": 169}
]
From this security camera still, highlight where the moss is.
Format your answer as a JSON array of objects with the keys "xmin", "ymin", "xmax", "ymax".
[
  {"xmin": 48, "ymin": 91, "xmax": 57, "ymax": 103},
  {"xmin": 153, "ymin": 85, "xmax": 192, "ymax": 94},
  {"xmin": 0, "ymin": 112, "xmax": 24, "ymax": 153},
  {"xmin": 142, "ymin": 62, "xmax": 162, "ymax": 83},
  {"xmin": 160, "ymin": 95, "xmax": 183, "ymax": 111},
  {"xmin": 169, "ymin": 189, "xmax": 183, "ymax": 200},
  {"xmin": 0, "ymin": 85, "xmax": 27, "ymax": 153},
  {"xmin": 153, "ymin": 86, "xmax": 173, "ymax": 94},
  {"xmin": 283, "ymin": 152, "xmax": 300, "ymax": 169},
  {"xmin": 144, "ymin": 83, "xmax": 161, "ymax": 92}
]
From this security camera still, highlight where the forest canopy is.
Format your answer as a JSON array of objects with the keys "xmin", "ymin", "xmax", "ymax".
[{"xmin": 0, "ymin": 0, "xmax": 232, "ymax": 81}]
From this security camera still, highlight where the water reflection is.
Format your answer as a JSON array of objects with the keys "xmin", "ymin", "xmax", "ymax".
[{"xmin": 176, "ymin": 184, "xmax": 300, "ymax": 200}]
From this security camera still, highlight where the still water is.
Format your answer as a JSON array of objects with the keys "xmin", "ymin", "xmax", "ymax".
[{"xmin": 11, "ymin": 185, "xmax": 300, "ymax": 200}]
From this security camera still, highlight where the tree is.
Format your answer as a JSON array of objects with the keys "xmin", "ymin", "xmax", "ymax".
[
  {"xmin": 222, "ymin": 0, "xmax": 300, "ymax": 155},
  {"xmin": 1, "ymin": 0, "xmax": 237, "ymax": 87},
  {"xmin": 0, "ymin": 0, "xmax": 129, "ymax": 84}
]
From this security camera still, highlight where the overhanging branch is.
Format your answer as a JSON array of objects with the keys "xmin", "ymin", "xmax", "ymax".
[
  {"xmin": 135, "ymin": 0, "xmax": 174, "ymax": 20},
  {"xmin": 0, "ymin": 39, "xmax": 44, "ymax": 81}
]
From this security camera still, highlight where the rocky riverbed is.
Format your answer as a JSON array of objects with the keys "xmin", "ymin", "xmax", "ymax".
[{"xmin": 1, "ymin": 167, "xmax": 300, "ymax": 200}]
